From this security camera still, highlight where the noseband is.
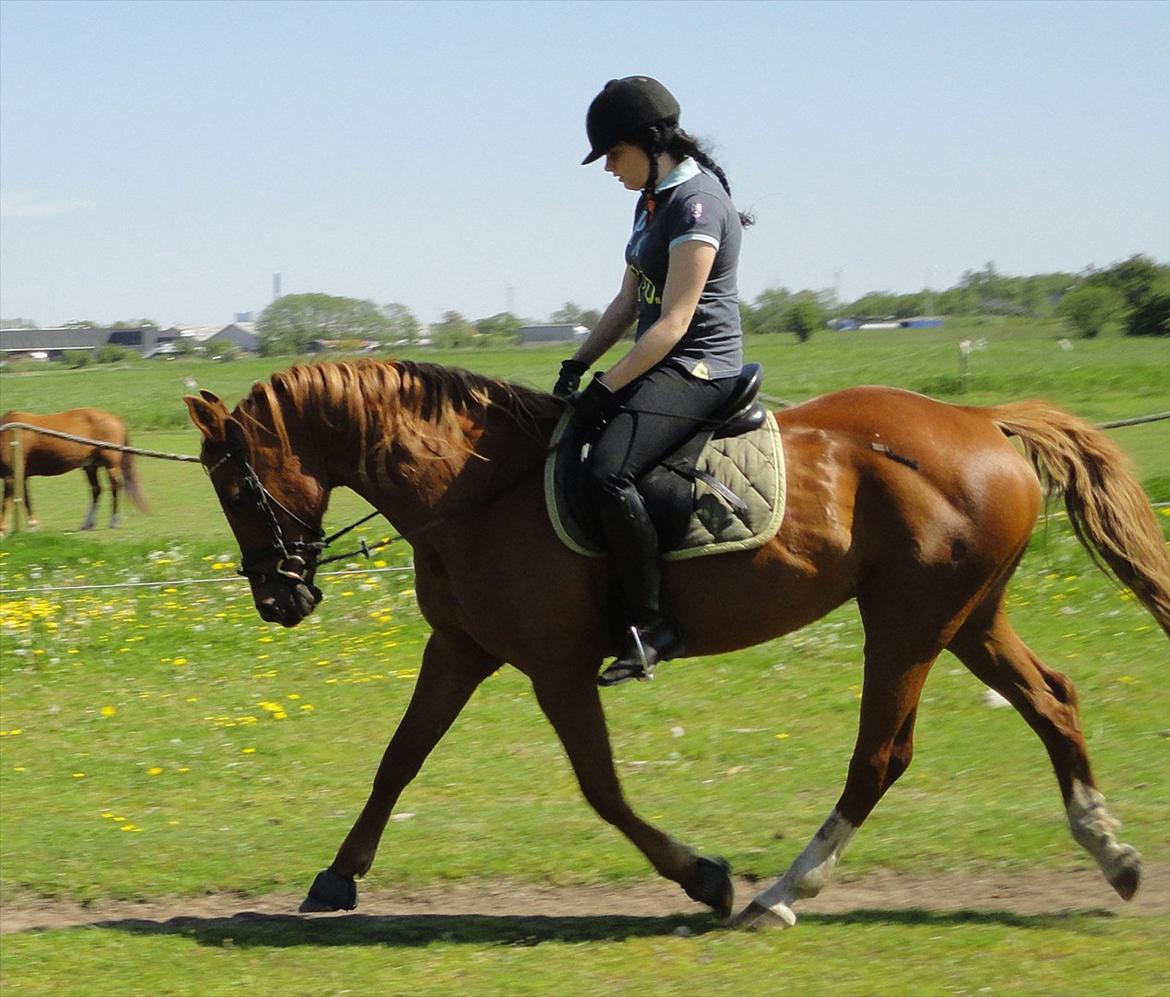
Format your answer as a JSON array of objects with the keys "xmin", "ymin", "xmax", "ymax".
[{"xmin": 206, "ymin": 449, "xmax": 328, "ymax": 597}]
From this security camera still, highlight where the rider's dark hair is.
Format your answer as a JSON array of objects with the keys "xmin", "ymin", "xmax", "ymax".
[{"xmin": 630, "ymin": 123, "xmax": 755, "ymax": 228}]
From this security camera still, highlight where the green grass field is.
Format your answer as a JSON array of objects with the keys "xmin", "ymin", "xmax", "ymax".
[{"xmin": 1, "ymin": 322, "xmax": 1167, "ymax": 994}]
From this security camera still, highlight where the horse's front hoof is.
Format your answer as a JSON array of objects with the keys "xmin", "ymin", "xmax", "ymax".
[
  {"xmin": 682, "ymin": 855, "xmax": 734, "ymax": 919},
  {"xmin": 1109, "ymin": 845, "xmax": 1142, "ymax": 901},
  {"xmin": 299, "ymin": 868, "xmax": 357, "ymax": 913},
  {"xmin": 733, "ymin": 899, "xmax": 797, "ymax": 931}
]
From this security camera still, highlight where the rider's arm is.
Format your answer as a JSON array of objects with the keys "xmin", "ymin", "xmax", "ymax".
[
  {"xmin": 600, "ymin": 240, "xmax": 716, "ymax": 392},
  {"xmin": 571, "ymin": 268, "xmax": 638, "ymax": 368}
]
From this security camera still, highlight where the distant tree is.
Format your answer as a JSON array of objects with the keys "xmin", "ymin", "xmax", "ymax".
[
  {"xmin": 1086, "ymin": 254, "xmax": 1168, "ymax": 312},
  {"xmin": 475, "ymin": 312, "xmax": 524, "ymax": 343},
  {"xmin": 1057, "ymin": 285, "xmax": 1124, "ymax": 339},
  {"xmin": 783, "ymin": 299, "xmax": 826, "ymax": 342},
  {"xmin": 848, "ymin": 291, "xmax": 900, "ymax": 318},
  {"xmin": 431, "ymin": 311, "xmax": 477, "ymax": 349},
  {"xmin": 381, "ymin": 302, "xmax": 421, "ymax": 345},
  {"xmin": 62, "ymin": 319, "xmax": 99, "ymax": 329},
  {"xmin": 959, "ymin": 262, "xmax": 1014, "ymax": 307},
  {"xmin": 112, "ymin": 318, "xmax": 159, "ymax": 329},
  {"xmin": 550, "ymin": 302, "xmax": 584, "ymax": 324},
  {"xmin": 1125, "ymin": 277, "xmax": 1170, "ymax": 337},
  {"xmin": 257, "ymin": 293, "xmax": 390, "ymax": 355},
  {"xmin": 742, "ymin": 287, "xmax": 793, "ymax": 335},
  {"xmin": 0, "ymin": 318, "xmax": 39, "ymax": 330}
]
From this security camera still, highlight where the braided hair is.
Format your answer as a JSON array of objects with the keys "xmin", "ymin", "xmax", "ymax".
[{"xmin": 630, "ymin": 123, "xmax": 755, "ymax": 228}]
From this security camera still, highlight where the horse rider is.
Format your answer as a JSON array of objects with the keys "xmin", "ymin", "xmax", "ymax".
[{"xmin": 554, "ymin": 75, "xmax": 754, "ymax": 687}]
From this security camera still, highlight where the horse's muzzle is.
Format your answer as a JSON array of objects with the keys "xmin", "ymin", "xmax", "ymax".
[{"xmin": 255, "ymin": 579, "xmax": 322, "ymax": 627}]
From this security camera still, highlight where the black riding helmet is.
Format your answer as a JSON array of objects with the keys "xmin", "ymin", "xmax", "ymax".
[{"xmin": 581, "ymin": 76, "xmax": 680, "ymax": 165}]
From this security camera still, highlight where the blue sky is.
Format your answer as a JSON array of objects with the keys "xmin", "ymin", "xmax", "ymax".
[{"xmin": 2, "ymin": 0, "xmax": 1167, "ymax": 328}]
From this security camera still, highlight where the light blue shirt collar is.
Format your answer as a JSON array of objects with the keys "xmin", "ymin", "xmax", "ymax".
[{"xmin": 655, "ymin": 157, "xmax": 701, "ymax": 194}]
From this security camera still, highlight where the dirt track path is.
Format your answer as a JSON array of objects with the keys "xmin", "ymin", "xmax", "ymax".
[{"xmin": 2, "ymin": 864, "xmax": 1167, "ymax": 934}]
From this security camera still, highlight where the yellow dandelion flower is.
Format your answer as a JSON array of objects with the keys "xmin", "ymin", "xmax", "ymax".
[
  {"xmin": 101, "ymin": 706, "xmax": 117, "ymax": 717},
  {"xmin": 172, "ymin": 657, "xmax": 188, "ymax": 666},
  {"xmin": 242, "ymin": 747, "xmax": 256, "ymax": 754},
  {"xmin": 72, "ymin": 772, "xmax": 85, "ymax": 779},
  {"xmin": 774, "ymin": 732, "xmax": 790, "ymax": 740},
  {"xmin": 147, "ymin": 767, "xmax": 164, "ymax": 776}
]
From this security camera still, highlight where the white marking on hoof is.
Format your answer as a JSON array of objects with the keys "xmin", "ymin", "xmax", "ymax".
[
  {"xmin": 1067, "ymin": 779, "xmax": 1143, "ymax": 899},
  {"xmin": 734, "ymin": 899, "xmax": 797, "ymax": 931}
]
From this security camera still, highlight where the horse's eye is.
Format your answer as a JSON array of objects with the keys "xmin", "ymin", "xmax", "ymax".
[{"xmin": 225, "ymin": 490, "xmax": 246, "ymax": 511}]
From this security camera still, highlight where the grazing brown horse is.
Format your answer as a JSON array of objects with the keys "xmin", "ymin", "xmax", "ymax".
[
  {"xmin": 0, "ymin": 408, "xmax": 150, "ymax": 537},
  {"xmin": 185, "ymin": 358, "xmax": 1169, "ymax": 929}
]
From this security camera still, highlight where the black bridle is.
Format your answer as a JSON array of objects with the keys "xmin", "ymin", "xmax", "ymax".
[
  {"xmin": 205, "ymin": 408, "xmax": 561, "ymax": 597},
  {"xmin": 206, "ymin": 448, "xmax": 404, "ymax": 592}
]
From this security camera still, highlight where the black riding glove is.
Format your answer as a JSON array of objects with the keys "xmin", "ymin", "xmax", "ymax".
[
  {"xmin": 568, "ymin": 373, "xmax": 619, "ymax": 436},
  {"xmin": 553, "ymin": 359, "xmax": 590, "ymax": 398}
]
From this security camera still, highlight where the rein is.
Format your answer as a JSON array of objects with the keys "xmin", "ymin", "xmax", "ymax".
[{"xmin": 206, "ymin": 438, "xmax": 537, "ymax": 586}]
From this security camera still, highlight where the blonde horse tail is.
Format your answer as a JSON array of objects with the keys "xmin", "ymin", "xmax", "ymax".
[
  {"xmin": 120, "ymin": 444, "xmax": 150, "ymax": 515},
  {"xmin": 991, "ymin": 400, "xmax": 1169, "ymax": 636}
]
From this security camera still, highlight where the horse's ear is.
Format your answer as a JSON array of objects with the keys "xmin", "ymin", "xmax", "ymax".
[
  {"xmin": 199, "ymin": 389, "xmax": 222, "ymax": 404},
  {"xmin": 184, "ymin": 394, "xmax": 228, "ymax": 442}
]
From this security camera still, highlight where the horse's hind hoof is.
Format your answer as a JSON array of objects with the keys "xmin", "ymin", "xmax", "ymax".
[
  {"xmin": 1109, "ymin": 845, "xmax": 1142, "ymax": 901},
  {"xmin": 299, "ymin": 868, "xmax": 357, "ymax": 912},
  {"xmin": 682, "ymin": 855, "xmax": 734, "ymax": 919}
]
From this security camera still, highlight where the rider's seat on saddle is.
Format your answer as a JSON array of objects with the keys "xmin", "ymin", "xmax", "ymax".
[{"xmin": 710, "ymin": 363, "xmax": 767, "ymax": 439}]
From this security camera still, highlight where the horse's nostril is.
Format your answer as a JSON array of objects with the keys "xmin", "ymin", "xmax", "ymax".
[{"xmin": 258, "ymin": 597, "xmax": 281, "ymax": 622}]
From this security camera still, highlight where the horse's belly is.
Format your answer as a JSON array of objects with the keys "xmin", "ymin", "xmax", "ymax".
[{"xmin": 24, "ymin": 448, "xmax": 92, "ymax": 476}]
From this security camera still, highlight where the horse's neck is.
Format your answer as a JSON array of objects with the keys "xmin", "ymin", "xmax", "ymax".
[{"xmin": 318, "ymin": 393, "xmax": 552, "ymax": 536}]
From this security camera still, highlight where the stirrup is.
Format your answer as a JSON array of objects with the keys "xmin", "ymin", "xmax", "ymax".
[{"xmin": 598, "ymin": 627, "xmax": 656, "ymax": 686}]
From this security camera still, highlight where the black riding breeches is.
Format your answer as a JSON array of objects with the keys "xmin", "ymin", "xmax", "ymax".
[{"xmin": 585, "ymin": 363, "xmax": 739, "ymax": 496}]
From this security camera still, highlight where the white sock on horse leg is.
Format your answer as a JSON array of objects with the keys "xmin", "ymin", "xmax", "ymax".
[
  {"xmin": 752, "ymin": 808, "xmax": 857, "ymax": 915},
  {"xmin": 1067, "ymin": 779, "xmax": 1139, "ymax": 886}
]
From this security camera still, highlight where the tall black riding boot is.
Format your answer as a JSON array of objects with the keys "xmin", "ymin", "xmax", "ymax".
[{"xmin": 594, "ymin": 481, "xmax": 685, "ymax": 686}]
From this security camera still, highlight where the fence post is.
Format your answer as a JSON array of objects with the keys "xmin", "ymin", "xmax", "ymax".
[{"xmin": 9, "ymin": 433, "xmax": 22, "ymax": 534}]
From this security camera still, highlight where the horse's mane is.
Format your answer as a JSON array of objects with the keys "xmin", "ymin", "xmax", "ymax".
[{"xmin": 232, "ymin": 358, "xmax": 562, "ymax": 483}]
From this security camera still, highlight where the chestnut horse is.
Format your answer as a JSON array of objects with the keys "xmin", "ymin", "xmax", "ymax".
[
  {"xmin": 0, "ymin": 408, "xmax": 149, "ymax": 538},
  {"xmin": 185, "ymin": 359, "xmax": 1169, "ymax": 929}
]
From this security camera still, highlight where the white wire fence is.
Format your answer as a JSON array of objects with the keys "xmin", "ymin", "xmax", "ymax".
[{"xmin": 2, "ymin": 411, "xmax": 1166, "ymax": 599}]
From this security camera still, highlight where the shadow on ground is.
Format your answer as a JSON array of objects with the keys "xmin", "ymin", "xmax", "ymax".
[{"xmin": 84, "ymin": 906, "xmax": 1120, "ymax": 948}]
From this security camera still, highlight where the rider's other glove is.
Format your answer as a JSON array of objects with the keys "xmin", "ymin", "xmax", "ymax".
[
  {"xmin": 568, "ymin": 373, "xmax": 618, "ymax": 436},
  {"xmin": 553, "ymin": 359, "xmax": 590, "ymax": 398}
]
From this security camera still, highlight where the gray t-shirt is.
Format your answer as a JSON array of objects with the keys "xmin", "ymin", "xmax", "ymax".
[{"xmin": 624, "ymin": 158, "xmax": 744, "ymax": 379}]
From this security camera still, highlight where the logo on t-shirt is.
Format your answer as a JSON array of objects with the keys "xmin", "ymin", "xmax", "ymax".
[{"xmin": 691, "ymin": 202, "xmax": 704, "ymax": 221}]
